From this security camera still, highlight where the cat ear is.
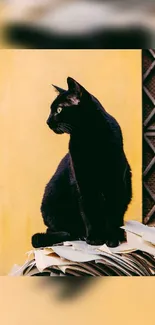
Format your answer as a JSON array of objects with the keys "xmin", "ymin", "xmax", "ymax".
[
  {"xmin": 52, "ymin": 84, "xmax": 66, "ymax": 94},
  {"xmin": 67, "ymin": 77, "xmax": 82, "ymax": 96}
]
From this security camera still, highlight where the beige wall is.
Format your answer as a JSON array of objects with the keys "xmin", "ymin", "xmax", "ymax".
[
  {"xmin": 0, "ymin": 50, "xmax": 142, "ymax": 274},
  {"xmin": 0, "ymin": 278, "xmax": 155, "ymax": 325}
]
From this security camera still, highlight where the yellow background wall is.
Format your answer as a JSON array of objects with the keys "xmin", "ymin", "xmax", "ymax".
[
  {"xmin": 0, "ymin": 278, "xmax": 155, "ymax": 325},
  {"xmin": 0, "ymin": 50, "xmax": 142, "ymax": 275}
]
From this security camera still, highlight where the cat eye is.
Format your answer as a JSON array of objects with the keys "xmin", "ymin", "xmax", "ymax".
[{"xmin": 57, "ymin": 107, "xmax": 62, "ymax": 114}]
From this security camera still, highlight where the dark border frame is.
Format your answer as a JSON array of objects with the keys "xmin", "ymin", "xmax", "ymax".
[{"xmin": 143, "ymin": 49, "xmax": 155, "ymax": 225}]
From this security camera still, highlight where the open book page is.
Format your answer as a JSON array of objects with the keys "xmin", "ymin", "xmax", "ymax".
[
  {"xmin": 142, "ymin": 233, "xmax": 155, "ymax": 245},
  {"xmin": 58, "ymin": 265, "xmax": 96, "ymax": 276},
  {"xmin": 8, "ymin": 260, "xmax": 35, "ymax": 276},
  {"xmin": 34, "ymin": 250, "xmax": 75, "ymax": 272},
  {"xmin": 122, "ymin": 220, "xmax": 155, "ymax": 239},
  {"xmin": 63, "ymin": 240, "xmax": 136, "ymax": 254},
  {"xmin": 52, "ymin": 246, "xmax": 102, "ymax": 262},
  {"xmin": 8, "ymin": 264, "xmax": 26, "ymax": 276},
  {"xmin": 63, "ymin": 229, "xmax": 155, "ymax": 256},
  {"xmin": 64, "ymin": 241, "xmax": 111, "ymax": 254}
]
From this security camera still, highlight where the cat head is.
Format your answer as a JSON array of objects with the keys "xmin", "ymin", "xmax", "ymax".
[{"xmin": 47, "ymin": 77, "xmax": 90, "ymax": 134}]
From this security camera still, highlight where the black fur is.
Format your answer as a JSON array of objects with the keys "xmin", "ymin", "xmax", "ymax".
[{"xmin": 32, "ymin": 77, "xmax": 132, "ymax": 248}]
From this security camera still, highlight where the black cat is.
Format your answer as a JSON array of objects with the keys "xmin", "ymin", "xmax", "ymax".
[{"xmin": 32, "ymin": 77, "xmax": 132, "ymax": 248}]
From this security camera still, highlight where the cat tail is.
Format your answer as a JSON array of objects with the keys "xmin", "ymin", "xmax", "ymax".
[{"xmin": 31, "ymin": 231, "xmax": 72, "ymax": 248}]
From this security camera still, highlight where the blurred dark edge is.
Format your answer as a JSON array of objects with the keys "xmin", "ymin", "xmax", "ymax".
[
  {"xmin": 35, "ymin": 277, "xmax": 97, "ymax": 301},
  {"xmin": 4, "ymin": 24, "xmax": 150, "ymax": 49}
]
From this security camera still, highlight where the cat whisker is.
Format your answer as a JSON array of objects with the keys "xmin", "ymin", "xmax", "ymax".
[
  {"xmin": 58, "ymin": 125, "xmax": 66, "ymax": 132},
  {"xmin": 57, "ymin": 126, "xmax": 63, "ymax": 133},
  {"xmin": 65, "ymin": 124, "xmax": 72, "ymax": 132},
  {"xmin": 63, "ymin": 127, "xmax": 68, "ymax": 133},
  {"xmin": 60, "ymin": 123, "xmax": 72, "ymax": 133}
]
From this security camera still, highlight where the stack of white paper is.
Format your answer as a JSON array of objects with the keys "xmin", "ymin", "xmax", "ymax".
[{"xmin": 8, "ymin": 221, "xmax": 155, "ymax": 276}]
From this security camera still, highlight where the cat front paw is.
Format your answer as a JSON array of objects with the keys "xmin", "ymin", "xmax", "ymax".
[
  {"xmin": 106, "ymin": 229, "xmax": 126, "ymax": 248},
  {"xmin": 31, "ymin": 233, "xmax": 44, "ymax": 248},
  {"xmin": 86, "ymin": 234, "xmax": 106, "ymax": 246},
  {"xmin": 106, "ymin": 239, "xmax": 119, "ymax": 248}
]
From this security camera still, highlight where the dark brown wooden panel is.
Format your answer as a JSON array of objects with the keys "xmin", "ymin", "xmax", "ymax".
[{"xmin": 143, "ymin": 49, "xmax": 155, "ymax": 225}]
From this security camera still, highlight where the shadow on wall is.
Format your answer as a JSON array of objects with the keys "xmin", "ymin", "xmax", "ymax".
[{"xmin": 34, "ymin": 277, "xmax": 97, "ymax": 301}]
